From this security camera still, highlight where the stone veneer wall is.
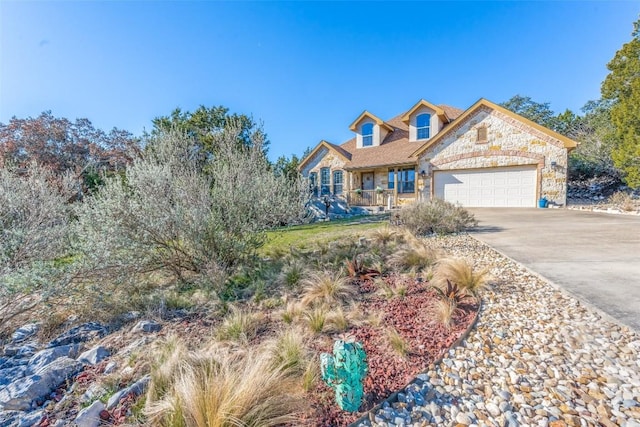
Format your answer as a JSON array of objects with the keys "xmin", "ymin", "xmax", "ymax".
[
  {"xmin": 418, "ymin": 107, "xmax": 569, "ymax": 205},
  {"xmin": 300, "ymin": 147, "xmax": 349, "ymax": 193}
]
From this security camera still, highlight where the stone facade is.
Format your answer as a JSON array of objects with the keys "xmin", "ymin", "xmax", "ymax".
[
  {"xmin": 300, "ymin": 146, "xmax": 349, "ymax": 194},
  {"xmin": 418, "ymin": 107, "xmax": 570, "ymax": 205},
  {"xmin": 299, "ymin": 99, "xmax": 574, "ymax": 207}
]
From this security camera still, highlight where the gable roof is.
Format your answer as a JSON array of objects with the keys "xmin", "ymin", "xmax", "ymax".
[
  {"xmin": 439, "ymin": 104, "xmax": 464, "ymax": 121},
  {"xmin": 411, "ymin": 98, "xmax": 578, "ymax": 157},
  {"xmin": 401, "ymin": 99, "xmax": 449, "ymax": 123},
  {"xmin": 340, "ymin": 114, "xmax": 415, "ymax": 169},
  {"xmin": 297, "ymin": 140, "xmax": 351, "ymax": 171},
  {"xmin": 348, "ymin": 110, "xmax": 394, "ymax": 132},
  {"xmin": 340, "ymin": 104, "xmax": 463, "ymax": 169}
]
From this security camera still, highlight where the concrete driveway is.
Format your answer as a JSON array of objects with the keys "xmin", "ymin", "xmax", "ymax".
[{"xmin": 468, "ymin": 208, "xmax": 640, "ymax": 331}]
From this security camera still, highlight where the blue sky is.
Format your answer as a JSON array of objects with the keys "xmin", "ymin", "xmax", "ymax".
[{"xmin": 1, "ymin": 1, "xmax": 638, "ymax": 160}]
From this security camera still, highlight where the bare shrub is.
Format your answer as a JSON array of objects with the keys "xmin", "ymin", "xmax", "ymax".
[
  {"xmin": 609, "ymin": 190, "xmax": 637, "ymax": 211},
  {"xmin": 0, "ymin": 163, "xmax": 77, "ymax": 335},
  {"xmin": 398, "ymin": 199, "xmax": 477, "ymax": 236}
]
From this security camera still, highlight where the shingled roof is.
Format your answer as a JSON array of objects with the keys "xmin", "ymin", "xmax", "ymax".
[{"xmin": 339, "ymin": 104, "xmax": 463, "ymax": 170}]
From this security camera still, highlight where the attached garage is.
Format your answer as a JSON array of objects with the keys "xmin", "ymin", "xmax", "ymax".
[{"xmin": 433, "ymin": 166, "xmax": 537, "ymax": 207}]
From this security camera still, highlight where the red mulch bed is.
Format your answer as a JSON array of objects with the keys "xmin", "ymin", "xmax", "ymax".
[
  {"xmin": 38, "ymin": 276, "xmax": 478, "ymax": 427},
  {"xmin": 302, "ymin": 275, "xmax": 479, "ymax": 426}
]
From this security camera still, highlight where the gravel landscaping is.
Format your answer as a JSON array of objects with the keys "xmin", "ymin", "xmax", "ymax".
[{"xmin": 358, "ymin": 234, "xmax": 640, "ymax": 427}]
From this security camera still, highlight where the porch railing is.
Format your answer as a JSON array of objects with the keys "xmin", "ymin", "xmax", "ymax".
[{"xmin": 346, "ymin": 190, "xmax": 393, "ymax": 207}]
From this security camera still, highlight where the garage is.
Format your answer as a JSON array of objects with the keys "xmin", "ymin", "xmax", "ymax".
[{"xmin": 434, "ymin": 166, "xmax": 537, "ymax": 207}]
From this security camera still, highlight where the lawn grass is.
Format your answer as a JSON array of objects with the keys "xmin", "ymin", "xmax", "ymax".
[{"xmin": 262, "ymin": 215, "xmax": 388, "ymax": 255}]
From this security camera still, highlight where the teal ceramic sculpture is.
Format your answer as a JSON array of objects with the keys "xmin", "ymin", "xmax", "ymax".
[{"xmin": 320, "ymin": 340, "xmax": 368, "ymax": 412}]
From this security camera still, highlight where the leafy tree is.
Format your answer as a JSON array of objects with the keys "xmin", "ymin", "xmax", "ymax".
[
  {"xmin": 0, "ymin": 111, "xmax": 140, "ymax": 192},
  {"xmin": 151, "ymin": 105, "xmax": 268, "ymax": 160},
  {"xmin": 601, "ymin": 18, "xmax": 640, "ymax": 188},
  {"xmin": 273, "ymin": 154, "xmax": 302, "ymax": 182},
  {"xmin": 500, "ymin": 95, "xmax": 559, "ymax": 131},
  {"xmin": 567, "ymin": 99, "xmax": 620, "ymax": 179}
]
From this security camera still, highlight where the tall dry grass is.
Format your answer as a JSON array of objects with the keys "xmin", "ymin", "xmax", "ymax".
[
  {"xmin": 145, "ymin": 338, "xmax": 305, "ymax": 427},
  {"xmin": 434, "ymin": 258, "xmax": 489, "ymax": 295},
  {"xmin": 301, "ymin": 271, "xmax": 355, "ymax": 306}
]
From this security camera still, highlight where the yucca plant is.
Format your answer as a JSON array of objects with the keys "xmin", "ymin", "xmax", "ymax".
[
  {"xmin": 301, "ymin": 272, "xmax": 356, "ymax": 306},
  {"xmin": 434, "ymin": 258, "xmax": 489, "ymax": 295},
  {"xmin": 431, "ymin": 279, "xmax": 465, "ymax": 304},
  {"xmin": 345, "ymin": 254, "xmax": 380, "ymax": 281}
]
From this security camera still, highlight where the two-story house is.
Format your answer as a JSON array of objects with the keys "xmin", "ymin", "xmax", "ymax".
[{"xmin": 299, "ymin": 98, "xmax": 577, "ymax": 208}]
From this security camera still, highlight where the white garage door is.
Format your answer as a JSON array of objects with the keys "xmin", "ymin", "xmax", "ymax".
[{"xmin": 434, "ymin": 166, "xmax": 537, "ymax": 207}]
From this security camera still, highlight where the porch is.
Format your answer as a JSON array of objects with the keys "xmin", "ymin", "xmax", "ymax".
[
  {"xmin": 344, "ymin": 167, "xmax": 424, "ymax": 207},
  {"xmin": 345, "ymin": 189, "xmax": 394, "ymax": 207}
]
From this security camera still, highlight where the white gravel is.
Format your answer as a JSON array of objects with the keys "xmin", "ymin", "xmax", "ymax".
[{"xmin": 358, "ymin": 234, "xmax": 640, "ymax": 427}]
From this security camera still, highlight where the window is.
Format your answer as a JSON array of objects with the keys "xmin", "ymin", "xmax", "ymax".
[
  {"xmin": 388, "ymin": 168, "xmax": 414, "ymax": 193},
  {"xmin": 333, "ymin": 170, "xmax": 343, "ymax": 195},
  {"xmin": 309, "ymin": 172, "xmax": 318, "ymax": 196},
  {"xmin": 477, "ymin": 126, "xmax": 488, "ymax": 143},
  {"xmin": 362, "ymin": 123, "xmax": 374, "ymax": 147},
  {"xmin": 399, "ymin": 168, "xmax": 415, "ymax": 193},
  {"xmin": 320, "ymin": 167, "xmax": 331, "ymax": 195},
  {"xmin": 416, "ymin": 113, "xmax": 431, "ymax": 140}
]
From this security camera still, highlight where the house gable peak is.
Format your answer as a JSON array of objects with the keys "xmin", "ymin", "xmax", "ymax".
[{"xmin": 401, "ymin": 99, "xmax": 449, "ymax": 123}]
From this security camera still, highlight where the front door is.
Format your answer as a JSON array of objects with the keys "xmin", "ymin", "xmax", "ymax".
[{"xmin": 362, "ymin": 172, "xmax": 374, "ymax": 190}]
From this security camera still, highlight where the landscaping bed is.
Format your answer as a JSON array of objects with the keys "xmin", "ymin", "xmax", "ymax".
[
  {"xmin": 1, "ymin": 201, "xmax": 485, "ymax": 426},
  {"xmin": 304, "ymin": 276, "xmax": 479, "ymax": 426}
]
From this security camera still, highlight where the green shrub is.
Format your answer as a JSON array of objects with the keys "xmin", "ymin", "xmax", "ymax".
[{"xmin": 398, "ymin": 199, "xmax": 477, "ymax": 235}]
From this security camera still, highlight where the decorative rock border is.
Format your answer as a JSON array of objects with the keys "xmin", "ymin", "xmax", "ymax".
[
  {"xmin": 349, "ymin": 300, "xmax": 481, "ymax": 426},
  {"xmin": 350, "ymin": 234, "xmax": 640, "ymax": 426}
]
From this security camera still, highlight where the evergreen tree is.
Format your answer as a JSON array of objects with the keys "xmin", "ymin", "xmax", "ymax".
[{"xmin": 602, "ymin": 18, "xmax": 640, "ymax": 188}]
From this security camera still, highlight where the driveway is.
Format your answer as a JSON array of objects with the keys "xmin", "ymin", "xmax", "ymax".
[{"xmin": 468, "ymin": 208, "xmax": 640, "ymax": 331}]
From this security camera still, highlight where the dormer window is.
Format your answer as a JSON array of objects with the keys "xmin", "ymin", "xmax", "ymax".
[
  {"xmin": 362, "ymin": 123, "xmax": 374, "ymax": 147},
  {"xmin": 350, "ymin": 111, "xmax": 392, "ymax": 148},
  {"xmin": 416, "ymin": 114, "xmax": 431, "ymax": 140}
]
